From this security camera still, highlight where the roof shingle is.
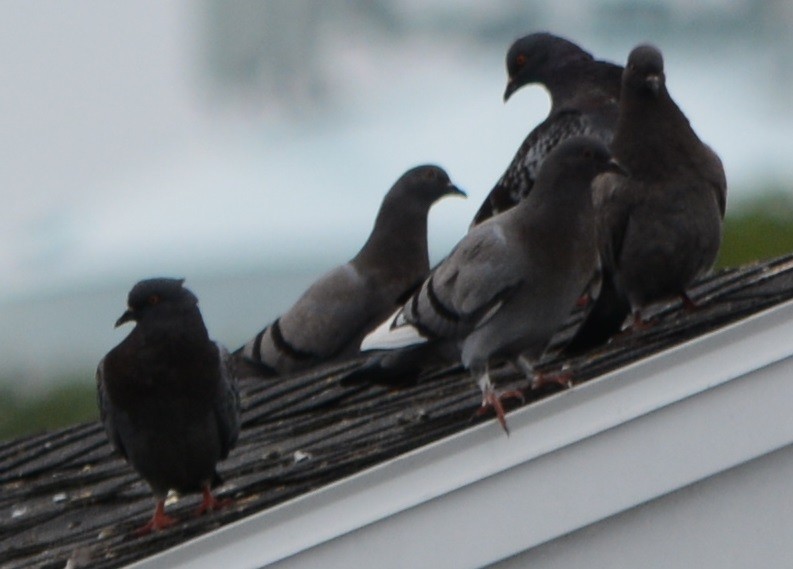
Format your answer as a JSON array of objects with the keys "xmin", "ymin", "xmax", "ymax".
[{"xmin": 3, "ymin": 253, "xmax": 793, "ymax": 569}]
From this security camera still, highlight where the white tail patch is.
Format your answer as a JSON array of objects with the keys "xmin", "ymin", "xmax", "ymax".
[{"xmin": 360, "ymin": 307, "xmax": 429, "ymax": 351}]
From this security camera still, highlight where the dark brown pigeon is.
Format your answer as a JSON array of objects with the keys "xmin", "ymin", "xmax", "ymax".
[
  {"xmin": 565, "ymin": 44, "xmax": 727, "ymax": 353},
  {"xmin": 97, "ymin": 278, "xmax": 240, "ymax": 534},
  {"xmin": 472, "ymin": 32, "xmax": 622, "ymax": 225},
  {"xmin": 235, "ymin": 165, "xmax": 465, "ymax": 378},
  {"xmin": 361, "ymin": 137, "xmax": 625, "ymax": 433}
]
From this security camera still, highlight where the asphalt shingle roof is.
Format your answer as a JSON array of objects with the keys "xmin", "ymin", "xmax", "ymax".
[{"xmin": 3, "ymin": 253, "xmax": 793, "ymax": 569}]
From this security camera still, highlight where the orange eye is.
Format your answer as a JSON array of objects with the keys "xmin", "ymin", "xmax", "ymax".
[
  {"xmin": 516, "ymin": 53, "xmax": 527, "ymax": 67},
  {"xmin": 148, "ymin": 294, "xmax": 160, "ymax": 305}
]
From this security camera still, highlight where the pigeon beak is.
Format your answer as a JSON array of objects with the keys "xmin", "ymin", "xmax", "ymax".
[
  {"xmin": 447, "ymin": 183, "xmax": 467, "ymax": 198},
  {"xmin": 645, "ymin": 74, "xmax": 661, "ymax": 95},
  {"xmin": 115, "ymin": 309, "xmax": 136, "ymax": 328},
  {"xmin": 503, "ymin": 78, "xmax": 517, "ymax": 102},
  {"xmin": 606, "ymin": 158, "xmax": 629, "ymax": 177}
]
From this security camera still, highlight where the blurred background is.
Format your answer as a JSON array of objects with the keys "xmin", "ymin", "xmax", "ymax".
[{"xmin": 2, "ymin": 0, "xmax": 792, "ymax": 440}]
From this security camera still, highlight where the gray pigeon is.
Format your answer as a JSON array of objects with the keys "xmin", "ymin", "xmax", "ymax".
[
  {"xmin": 236, "ymin": 165, "xmax": 465, "ymax": 377},
  {"xmin": 472, "ymin": 32, "xmax": 622, "ymax": 225},
  {"xmin": 97, "ymin": 278, "xmax": 240, "ymax": 534},
  {"xmin": 567, "ymin": 44, "xmax": 726, "ymax": 350},
  {"xmin": 361, "ymin": 137, "xmax": 624, "ymax": 432}
]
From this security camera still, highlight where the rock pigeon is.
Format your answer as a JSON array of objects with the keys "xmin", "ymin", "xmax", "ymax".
[
  {"xmin": 472, "ymin": 32, "xmax": 622, "ymax": 225},
  {"xmin": 97, "ymin": 278, "xmax": 240, "ymax": 534},
  {"xmin": 361, "ymin": 137, "xmax": 625, "ymax": 432},
  {"xmin": 235, "ymin": 165, "xmax": 465, "ymax": 377},
  {"xmin": 565, "ymin": 44, "xmax": 727, "ymax": 353}
]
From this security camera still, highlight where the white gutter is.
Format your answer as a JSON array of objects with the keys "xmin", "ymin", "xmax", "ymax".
[{"xmin": 129, "ymin": 298, "xmax": 793, "ymax": 569}]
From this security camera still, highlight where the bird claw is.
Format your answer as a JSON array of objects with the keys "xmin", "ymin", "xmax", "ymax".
[
  {"xmin": 134, "ymin": 502, "xmax": 178, "ymax": 536},
  {"xmin": 195, "ymin": 487, "xmax": 232, "ymax": 517},
  {"xmin": 475, "ymin": 388, "xmax": 525, "ymax": 435},
  {"xmin": 531, "ymin": 372, "xmax": 573, "ymax": 391}
]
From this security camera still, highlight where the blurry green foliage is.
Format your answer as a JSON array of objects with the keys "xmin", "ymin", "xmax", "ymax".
[
  {"xmin": 718, "ymin": 191, "xmax": 793, "ymax": 268},
  {"xmin": 0, "ymin": 381, "xmax": 97, "ymax": 442}
]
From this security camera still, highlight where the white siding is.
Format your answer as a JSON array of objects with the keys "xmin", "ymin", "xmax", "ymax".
[
  {"xmin": 495, "ymin": 444, "xmax": 793, "ymax": 569},
  {"xmin": 130, "ymin": 299, "xmax": 793, "ymax": 569}
]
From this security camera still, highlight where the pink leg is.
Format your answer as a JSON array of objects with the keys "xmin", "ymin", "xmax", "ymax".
[
  {"xmin": 531, "ymin": 371, "xmax": 573, "ymax": 390},
  {"xmin": 135, "ymin": 499, "xmax": 178, "ymax": 536},
  {"xmin": 475, "ymin": 373, "xmax": 524, "ymax": 435},
  {"xmin": 195, "ymin": 485, "xmax": 232, "ymax": 517}
]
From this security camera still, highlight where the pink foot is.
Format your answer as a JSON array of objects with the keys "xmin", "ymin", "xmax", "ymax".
[
  {"xmin": 195, "ymin": 485, "xmax": 232, "ymax": 517},
  {"xmin": 135, "ymin": 500, "xmax": 178, "ymax": 536},
  {"xmin": 475, "ymin": 389, "xmax": 525, "ymax": 435},
  {"xmin": 531, "ymin": 372, "xmax": 573, "ymax": 391}
]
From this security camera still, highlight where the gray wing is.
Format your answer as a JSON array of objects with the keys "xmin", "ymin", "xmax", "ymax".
[
  {"xmin": 214, "ymin": 343, "xmax": 240, "ymax": 460},
  {"xmin": 241, "ymin": 263, "xmax": 381, "ymax": 373},
  {"xmin": 276, "ymin": 263, "xmax": 379, "ymax": 358},
  {"xmin": 95, "ymin": 358, "xmax": 128, "ymax": 459},
  {"xmin": 405, "ymin": 220, "xmax": 524, "ymax": 339}
]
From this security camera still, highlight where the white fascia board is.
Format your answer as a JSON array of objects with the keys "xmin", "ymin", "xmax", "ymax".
[{"xmin": 130, "ymin": 298, "xmax": 793, "ymax": 569}]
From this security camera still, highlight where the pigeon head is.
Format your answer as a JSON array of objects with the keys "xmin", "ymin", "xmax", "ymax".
[
  {"xmin": 115, "ymin": 278, "xmax": 198, "ymax": 327},
  {"xmin": 354, "ymin": 165, "xmax": 466, "ymax": 270},
  {"xmin": 624, "ymin": 44, "xmax": 665, "ymax": 97},
  {"xmin": 503, "ymin": 32, "xmax": 593, "ymax": 101},
  {"xmin": 394, "ymin": 164, "xmax": 466, "ymax": 204},
  {"xmin": 533, "ymin": 136, "xmax": 626, "ymax": 199}
]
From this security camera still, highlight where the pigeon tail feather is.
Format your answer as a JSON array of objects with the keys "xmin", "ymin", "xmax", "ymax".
[{"xmin": 360, "ymin": 308, "xmax": 429, "ymax": 351}]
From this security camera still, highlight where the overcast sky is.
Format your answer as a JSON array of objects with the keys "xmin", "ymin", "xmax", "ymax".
[{"xmin": 2, "ymin": 1, "xmax": 792, "ymax": 303}]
